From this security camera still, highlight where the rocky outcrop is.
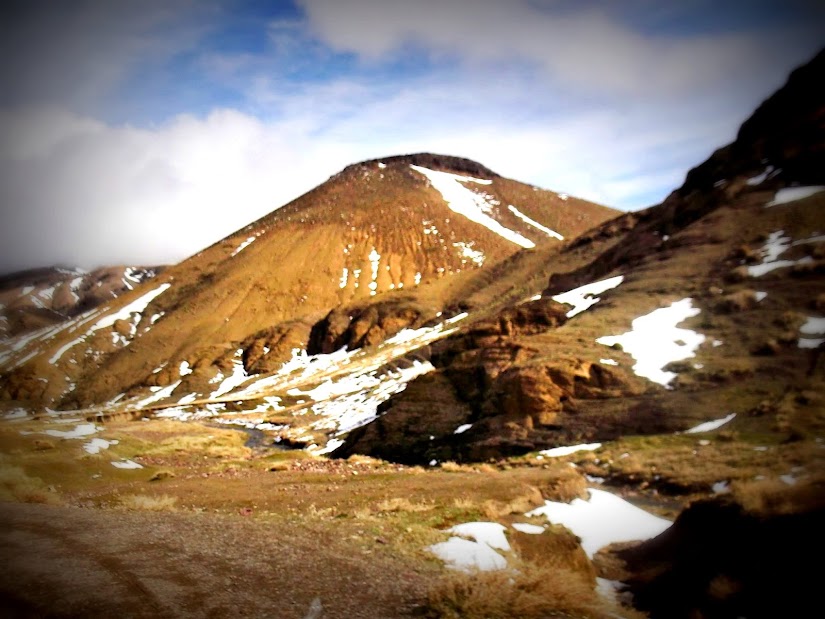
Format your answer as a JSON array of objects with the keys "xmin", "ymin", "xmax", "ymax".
[
  {"xmin": 343, "ymin": 152, "xmax": 499, "ymax": 178},
  {"xmin": 612, "ymin": 479, "xmax": 825, "ymax": 619},
  {"xmin": 307, "ymin": 299, "xmax": 427, "ymax": 355},
  {"xmin": 242, "ymin": 321, "xmax": 311, "ymax": 373},
  {"xmin": 336, "ymin": 297, "xmax": 644, "ymax": 463}
]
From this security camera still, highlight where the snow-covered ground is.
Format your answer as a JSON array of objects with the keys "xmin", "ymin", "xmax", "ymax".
[
  {"xmin": 766, "ymin": 186, "xmax": 824, "ymax": 207},
  {"xmin": 526, "ymin": 488, "xmax": 672, "ymax": 558},
  {"xmin": 429, "ymin": 488, "xmax": 672, "ymax": 571},
  {"xmin": 683, "ymin": 413, "xmax": 736, "ymax": 434},
  {"xmin": 411, "ymin": 165, "xmax": 535, "ymax": 249},
  {"xmin": 596, "ymin": 298, "xmax": 705, "ymax": 387},
  {"xmin": 552, "ymin": 276, "xmax": 624, "ymax": 318},
  {"xmin": 747, "ymin": 230, "xmax": 814, "ymax": 277}
]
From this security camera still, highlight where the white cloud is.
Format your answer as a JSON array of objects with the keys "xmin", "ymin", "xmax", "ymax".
[
  {"xmin": 0, "ymin": 1, "xmax": 210, "ymax": 112},
  {"xmin": 0, "ymin": 73, "xmax": 744, "ymax": 273},
  {"xmin": 0, "ymin": 107, "xmax": 350, "ymax": 271},
  {"xmin": 1, "ymin": 1, "xmax": 822, "ymax": 272},
  {"xmin": 297, "ymin": 0, "xmax": 814, "ymax": 98}
]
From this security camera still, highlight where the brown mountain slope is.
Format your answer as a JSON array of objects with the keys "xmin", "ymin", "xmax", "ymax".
[{"xmin": 0, "ymin": 154, "xmax": 615, "ymax": 409}]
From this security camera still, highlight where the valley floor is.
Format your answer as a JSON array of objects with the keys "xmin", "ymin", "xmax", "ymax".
[{"xmin": 0, "ymin": 501, "xmax": 429, "ymax": 619}]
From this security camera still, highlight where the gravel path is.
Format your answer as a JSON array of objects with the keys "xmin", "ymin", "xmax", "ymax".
[{"xmin": 0, "ymin": 502, "xmax": 428, "ymax": 619}]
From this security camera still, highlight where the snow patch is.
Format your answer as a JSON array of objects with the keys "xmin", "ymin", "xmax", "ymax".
[
  {"xmin": 44, "ymin": 423, "xmax": 100, "ymax": 439},
  {"xmin": 684, "ymin": 413, "xmax": 736, "ymax": 434},
  {"xmin": 596, "ymin": 298, "xmax": 705, "ymax": 387},
  {"xmin": 539, "ymin": 443, "xmax": 601, "ymax": 458},
  {"xmin": 231, "ymin": 236, "xmax": 256, "ymax": 256},
  {"xmin": 800, "ymin": 316, "xmax": 825, "ymax": 335},
  {"xmin": 746, "ymin": 231, "xmax": 814, "ymax": 277},
  {"xmin": 507, "ymin": 204, "xmax": 564, "ymax": 240},
  {"xmin": 745, "ymin": 165, "xmax": 778, "ymax": 186},
  {"xmin": 210, "ymin": 349, "xmax": 249, "ymax": 397},
  {"xmin": 526, "ymin": 488, "xmax": 672, "ymax": 557},
  {"xmin": 452, "ymin": 241, "xmax": 485, "ymax": 267},
  {"xmin": 766, "ymin": 186, "xmax": 825, "ymax": 207},
  {"xmin": 552, "ymin": 275, "xmax": 624, "ymax": 318},
  {"xmin": 511, "ymin": 522, "xmax": 545, "ymax": 534},
  {"xmin": 112, "ymin": 459, "xmax": 143, "ymax": 470},
  {"xmin": 427, "ymin": 522, "xmax": 509, "ymax": 572},
  {"xmin": 83, "ymin": 438, "xmax": 118, "ymax": 454},
  {"xmin": 798, "ymin": 316, "xmax": 825, "ymax": 349}
]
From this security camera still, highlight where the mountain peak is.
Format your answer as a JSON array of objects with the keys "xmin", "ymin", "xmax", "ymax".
[{"xmin": 343, "ymin": 153, "xmax": 499, "ymax": 178}]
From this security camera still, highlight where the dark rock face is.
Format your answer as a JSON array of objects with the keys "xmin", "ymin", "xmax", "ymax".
[
  {"xmin": 307, "ymin": 299, "xmax": 426, "ymax": 355},
  {"xmin": 242, "ymin": 321, "xmax": 311, "ymax": 373},
  {"xmin": 335, "ymin": 297, "xmax": 643, "ymax": 463},
  {"xmin": 615, "ymin": 487, "xmax": 825, "ymax": 619},
  {"xmin": 345, "ymin": 152, "xmax": 499, "ymax": 178},
  {"xmin": 684, "ymin": 47, "xmax": 825, "ymax": 195}
]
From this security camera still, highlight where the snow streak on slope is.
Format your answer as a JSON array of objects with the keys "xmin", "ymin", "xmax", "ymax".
[
  {"xmin": 410, "ymin": 165, "xmax": 535, "ymax": 248},
  {"xmin": 766, "ymin": 186, "xmax": 825, "ymax": 206},
  {"xmin": 507, "ymin": 204, "xmax": 564, "ymax": 240}
]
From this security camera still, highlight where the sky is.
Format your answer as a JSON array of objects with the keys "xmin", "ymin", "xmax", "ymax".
[{"xmin": 0, "ymin": 0, "xmax": 822, "ymax": 274}]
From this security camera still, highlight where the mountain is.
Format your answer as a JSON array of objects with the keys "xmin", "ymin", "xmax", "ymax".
[
  {"xmin": 0, "ymin": 155, "xmax": 615, "ymax": 416},
  {"xmin": 339, "ymin": 49, "xmax": 825, "ymax": 464},
  {"xmin": 0, "ymin": 265, "xmax": 161, "ymax": 339}
]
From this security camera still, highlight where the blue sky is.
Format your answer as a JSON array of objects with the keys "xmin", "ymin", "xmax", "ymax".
[{"xmin": 0, "ymin": 0, "xmax": 823, "ymax": 272}]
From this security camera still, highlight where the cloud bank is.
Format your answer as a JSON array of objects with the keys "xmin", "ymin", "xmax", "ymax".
[{"xmin": 0, "ymin": 0, "xmax": 822, "ymax": 272}]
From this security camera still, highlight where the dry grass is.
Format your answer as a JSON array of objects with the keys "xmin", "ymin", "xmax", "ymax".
[
  {"xmin": 117, "ymin": 493, "xmax": 178, "ymax": 511},
  {"xmin": 374, "ymin": 497, "xmax": 435, "ymax": 513},
  {"xmin": 730, "ymin": 475, "xmax": 825, "ymax": 516},
  {"xmin": 535, "ymin": 468, "xmax": 589, "ymax": 503},
  {"xmin": 452, "ymin": 497, "xmax": 476, "ymax": 510},
  {"xmin": 140, "ymin": 429, "xmax": 251, "ymax": 461},
  {"xmin": 0, "ymin": 461, "xmax": 60, "ymax": 504},
  {"xmin": 480, "ymin": 485, "xmax": 544, "ymax": 519},
  {"xmin": 345, "ymin": 454, "xmax": 387, "ymax": 466},
  {"xmin": 424, "ymin": 561, "xmax": 639, "ymax": 619}
]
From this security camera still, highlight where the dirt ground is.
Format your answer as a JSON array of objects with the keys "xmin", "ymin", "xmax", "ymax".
[{"xmin": 0, "ymin": 501, "xmax": 431, "ymax": 619}]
